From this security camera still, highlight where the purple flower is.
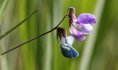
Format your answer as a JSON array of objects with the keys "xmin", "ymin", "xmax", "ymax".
[
  {"xmin": 68, "ymin": 8, "xmax": 96, "ymax": 41},
  {"xmin": 76, "ymin": 13, "xmax": 96, "ymax": 24},
  {"xmin": 57, "ymin": 27, "xmax": 79, "ymax": 58}
]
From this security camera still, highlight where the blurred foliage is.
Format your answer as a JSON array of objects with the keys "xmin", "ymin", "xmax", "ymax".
[{"xmin": 0, "ymin": 0, "xmax": 118, "ymax": 70}]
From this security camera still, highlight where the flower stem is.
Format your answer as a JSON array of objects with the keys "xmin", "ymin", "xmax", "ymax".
[
  {"xmin": 1, "ymin": 8, "xmax": 69, "ymax": 55},
  {"xmin": 0, "ymin": 9, "xmax": 39, "ymax": 40}
]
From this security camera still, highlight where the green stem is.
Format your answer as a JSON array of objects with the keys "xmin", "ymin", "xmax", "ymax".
[
  {"xmin": 1, "ymin": 8, "xmax": 69, "ymax": 55},
  {"xmin": 0, "ymin": 9, "xmax": 39, "ymax": 40}
]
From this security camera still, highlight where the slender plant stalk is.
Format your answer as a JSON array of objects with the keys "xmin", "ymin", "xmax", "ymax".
[
  {"xmin": 0, "ymin": 9, "xmax": 39, "ymax": 40},
  {"xmin": 79, "ymin": 0, "xmax": 105, "ymax": 70},
  {"xmin": 1, "ymin": 8, "xmax": 69, "ymax": 55},
  {"xmin": 0, "ymin": 0, "xmax": 8, "ymax": 25},
  {"xmin": 0, "ymin": 0, "xmax": 9, "ymax": 70}
]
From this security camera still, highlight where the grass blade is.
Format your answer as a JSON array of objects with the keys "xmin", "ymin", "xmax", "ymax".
[
  {"xmin": 79, "ymin": 0, "xmax": 106, "ymax": 70},
  {"xmin": 0, "ymin": 9, "xmax": 39, "ymax": 40},
  {"xmin": 0, "ymin": 0, "xmax": 8, "ymax": 25}
]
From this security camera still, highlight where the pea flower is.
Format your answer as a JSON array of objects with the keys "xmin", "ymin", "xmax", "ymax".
[
  {"xmin": 69, "ymin": 7, "xmax": 96, "ymax": 41},
  {"xmin": 57, "ymin": 27, "xmax": 79, "ymax": 58}
]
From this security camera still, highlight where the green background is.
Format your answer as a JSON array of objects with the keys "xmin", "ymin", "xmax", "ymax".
[{"xmin": 0, "ymin": 0, "xmax": 118, "ymax": 70}]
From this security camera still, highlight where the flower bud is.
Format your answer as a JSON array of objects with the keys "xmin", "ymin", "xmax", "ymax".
[
  {"xmin": 57, "ymin": 27, "xmax": 79, "ymax": 58},
  {"xmin": 69, "ymin": 7, "xmax": 75, "ymax": 15},
  {"xmin": 68, "ymin": 7, "xmax": 77, "ymax": 26},
  {"xmin": 57, "ymin": 27, "xmax": 67, "ymax": 40}
]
